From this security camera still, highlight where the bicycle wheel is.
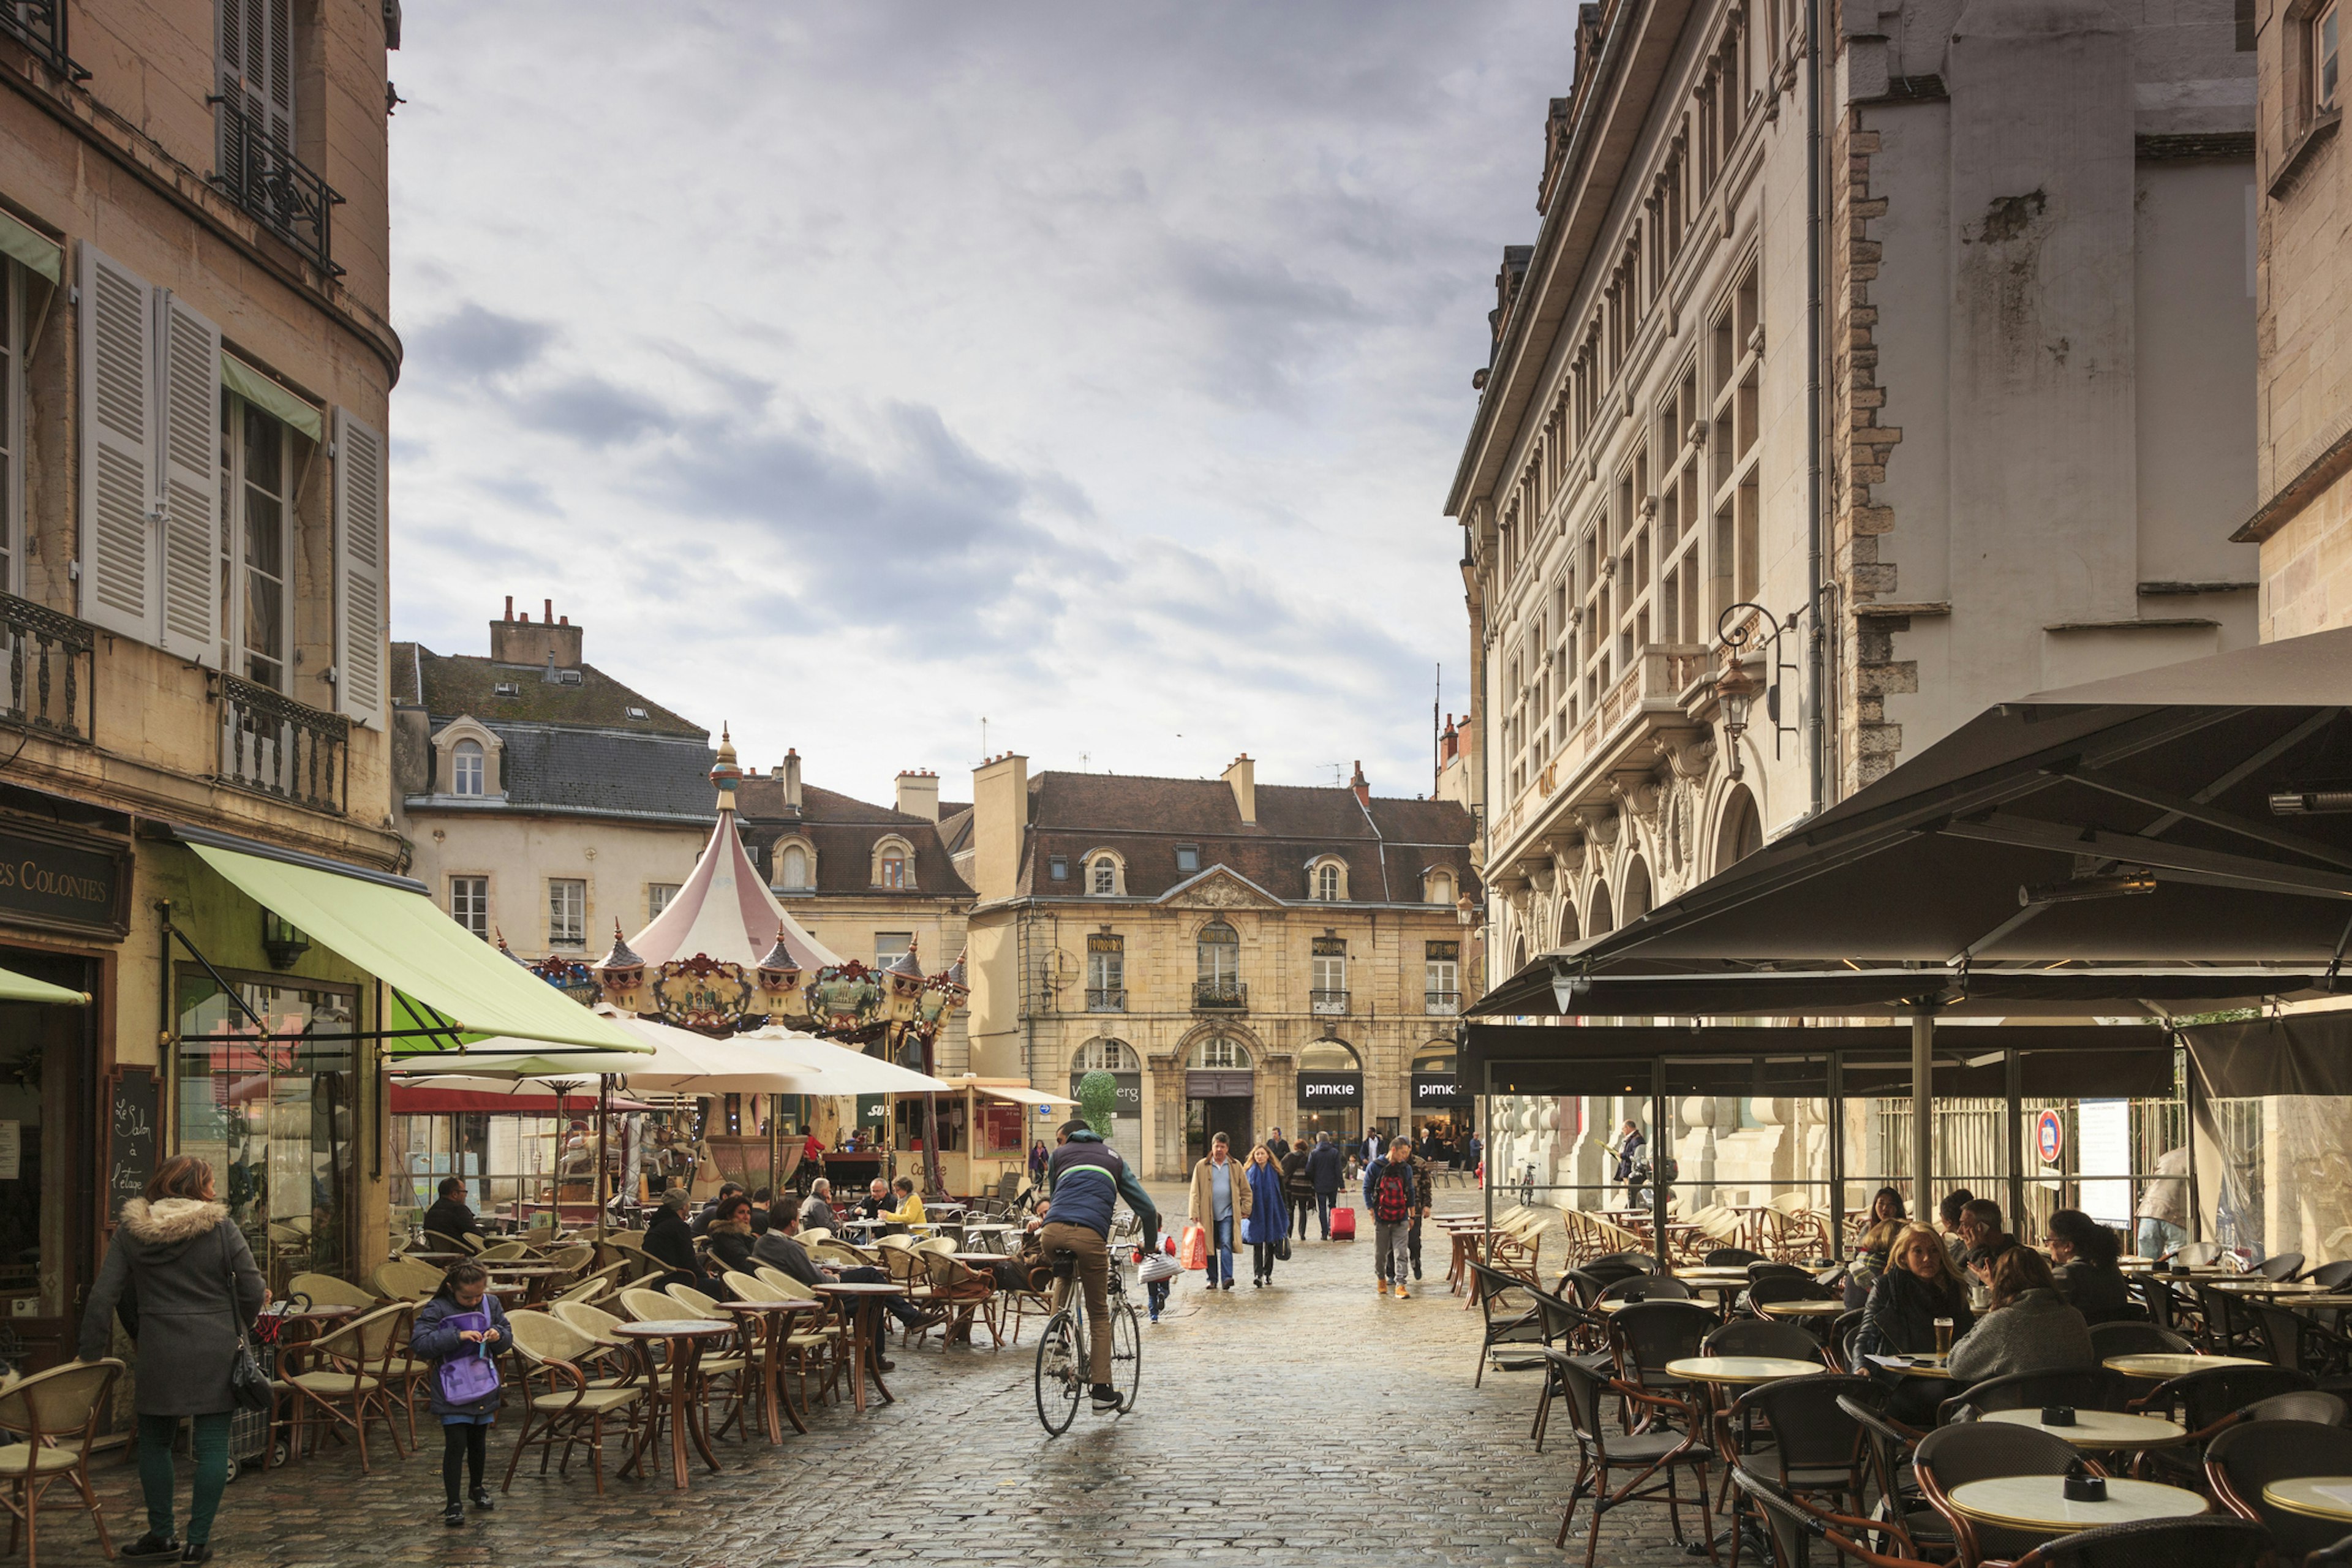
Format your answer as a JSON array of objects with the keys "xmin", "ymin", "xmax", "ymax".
[
  {"xmin": 1034, "ymin": 1308, "xmax": 1082, "ymax": 1435},
  {"xmin": 1109, "ymin": 1298, "xmax": 1142, "ymax": 1414}
]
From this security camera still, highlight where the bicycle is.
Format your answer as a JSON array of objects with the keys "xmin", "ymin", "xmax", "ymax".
[{"xmin": 1034, "ymin": 1240, "xmax": 1143, "ymax": 1434}]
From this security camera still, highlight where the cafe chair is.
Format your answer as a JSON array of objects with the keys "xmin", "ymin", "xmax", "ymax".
[
  {"xmin": 1611, "ymin": 1300, "xmax": 1720, "ymax": 1408},
  {"xmin": 1706, "ymin": 1319, "xmax": 1825, "ymax": 1365},
  {"xmin": 2243, "ymin": 1390, "xmax": 2348, "ymax": 1427},
  {"xmin": 1527, "ymin": 1287, "xmax": 1615, "ymax": 1453},
  {"xmin": 2252, "ymin": 1304, "xmax": 2352, "ymax": 1393},
  {"xmin": 1707, "ymin": 1248, "xmax": 1765, "ymax": 1269},
  {"xmin": 2207, "ymin": 1417, "xmax": 2352, "ymax": 1559},
  {"xmin": 2007, "ymin": 1515, "xmax": 2274, "ymax": 1568},
  {"xmin": 1589, "ymin": 1251, "xmax": 1667, "ymax": 1275},
  {"xmin": 2261, "ymin": 1253, "xmax": 2309, "ymax": 1284},
  {"xmin": 1826, "ymin": 1310, "xmax": 1868, "ymax": 1372},
  {"xmin": 541, "ymin": 1243, "xmax": 597, "ymax": 1277},
  {"xmin": 2134, "ymin": 1363, "xmax": 2314, "ymax": 1434},
  {"xmin": 1913, "ymin": 1420, "xmax": 2094, "ymax": 1568},
  {"xmin": 1551, "ymin": 1356, "xmax": 1719, "ymax": 1568},
  {"xmin": 1937, "ymin": 1368, "xmax": 2129, "ymax": 1427},
  {"xmin": 476, "ymin": 1240, "xmax": 533, "ymax": 1263},
  {"xmin": 0, "ymin": 1359, "xmax": 122, "ymax": 1568},
  {"xmin": 287, "ymin": 1272, "xmax": 376, "ymax": 1310},
  {"xmin": 1838, "ymin": 1393, "xmax": 1948, "ymax": 1560},
  {"xmin": 1598, "ymin": 1275, "xmax": 1694, "ymax": 1305},
  {"xmin": 2193, "ymin": 1281, "xmax": 2269, "ymax": 1358},
  {"xmin": 1560, "ymin": 1266, "xmax": 1638, "ymax": 1308},
  {"xmin": 1731, "ymin": 1468, "xmax": 1926, "ymax": 1568},
  {"xmin": 283, "ymin": 1303, "xmax": 414, "ymax": 1473},
  {"xmin": 502, "ymin": 1310, "xmax": 647, "ymax": 1497},
  {"xmin": 1722, "ymin": 1373, "xmax": 1881, "ymax": 1558},
  {"xmin": 1467, "ymin": 1261, "xmax": 1548, "ymax": 1389},
  {"xmin": 2087, "ymin": 1321, "xmax": 2192, "ymax": 1360},
  {"xmin": 2310, "ymin": 1531, "xmax": 2352, "ymax": 1566},
  {"xmin": 2307, "ymin": 1262, "xmax": 2352, "ymax": 1292},
  {"xmin": 552, "ymin": 1262, "xmax": 628, "ymax": 1308},
  {"xmin": 421, "ymin": 1230, "xmax": 472, "ymax": 1257}
]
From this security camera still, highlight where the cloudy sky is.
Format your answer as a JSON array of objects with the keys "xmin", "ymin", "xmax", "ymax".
[{"xmin": 388, "ymin": 2, "xmax": 1564, "ymax": 805}]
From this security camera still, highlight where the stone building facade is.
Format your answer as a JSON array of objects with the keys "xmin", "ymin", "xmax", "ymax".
[
  {"xmin": 1449, "ymin": 0, "xmax": 2263, "ymax": 1005},
  {"xmin": 0, "ymin": 0, "xmax": 407, "ymax": 1363},
  {"xmin": 2241, "ymin": 0, "xmax": 2351, "ymax": 635},
  {"xmin": 959, "ymin": 755, "xmax": 1478, "ymax": 1179}
]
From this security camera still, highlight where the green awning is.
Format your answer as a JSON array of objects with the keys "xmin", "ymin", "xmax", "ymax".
[
  {"xmin": 189, "ymin": 843, "xmax": 644, "ymax": 1053},
  {"xmin": 0, "ymin": 966, "xmax": 86, "ymax": 1005},
  {"xmin": 219, "ymin": 352, "xmax": 325, "ymax": 442},
  {"xmin": 0, "ymin": 211, "xmax": 61, "ymax": 285}
]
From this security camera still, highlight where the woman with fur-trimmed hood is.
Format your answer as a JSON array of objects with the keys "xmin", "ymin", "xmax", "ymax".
[{"xmin": 78, "ymin": 1155, "xmax": 266, "ymax": 1563}]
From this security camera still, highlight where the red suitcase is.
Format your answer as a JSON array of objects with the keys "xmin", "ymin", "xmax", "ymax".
[{"xmin": 1330, "ymin": 1205, "xmax": 1357, "ymax": 1241}]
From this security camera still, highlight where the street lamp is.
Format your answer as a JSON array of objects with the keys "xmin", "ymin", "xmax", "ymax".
[{"xmin": 1713, "ymin": 599, "xmax": 1804, "ymax": 778}]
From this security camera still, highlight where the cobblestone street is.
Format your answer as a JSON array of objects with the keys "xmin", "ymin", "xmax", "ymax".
[{"xmin": 61, "ymin": 1186, "xmax": 1700, "ymax": 1568}]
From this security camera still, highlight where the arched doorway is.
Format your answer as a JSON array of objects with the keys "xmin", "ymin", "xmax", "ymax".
[
  {"xmin": 1622, "ymin": 857, "xmax": 1653, "ymax": 922},
  {"xmin": 1587, "ymin": 881, "xmax": 1615, "ymax": 936},
  {"xmin": 1070, "ymin": 1038, "xmax": 1142, "ymax": 1157},
  {"xmin": 1410, "ymin": 1041, "xmax": 1469, "ymax": 1145},
  {"xmin": 1294, "ymin": 1036, "xmax": 1363, "ymax": 1147},
  {"xmin": 1185, "ymin": 1035, "xmax": 1253, "ymax": 1164},
  {"xmin": 1717, "ymin": 784, "xmax": 1763, "ymax": 871}
]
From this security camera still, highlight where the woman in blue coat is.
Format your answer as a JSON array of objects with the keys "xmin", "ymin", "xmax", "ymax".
[{"xmin": 1241, "ymin": 1142, "xmax": 1291, "ymax": 1287}]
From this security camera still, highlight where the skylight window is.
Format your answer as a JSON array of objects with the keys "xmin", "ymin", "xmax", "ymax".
[
  {"xmin": 492, "ymin": 681, "xmax": 520, "ymax": 698},
  {"xmin": 625, "ymin": 705, "xmax": 649, "ymax": 720}
]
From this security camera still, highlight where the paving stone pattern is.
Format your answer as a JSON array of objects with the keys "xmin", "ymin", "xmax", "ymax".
[{"xmin": 68, "ymin": 1185, "xmax": 1703, "ymax": 1567}]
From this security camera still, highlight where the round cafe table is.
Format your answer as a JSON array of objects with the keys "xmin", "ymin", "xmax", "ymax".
[
  {"xmin": 1982, "ymin": 1408, "xmax": 2187, "ymax": 1450},
  {"xmin": 611, "ymin": 1319, "xmax": 736, "ymax": 1491},
  {"xmin": 815, "ymin": 1282, "xmax": 902, "ymax": 1414},
  {"xmin": 1946, "ymin": 1476, "xmax": 2205, "ymax": 1532},
  {"xmin": 1758, "ymin": 1299, "xmax": 1845, "ymax": 1320},
  {"xmin": 1664, "ymin": 1356, "xmax": 1823, "ymax": 1386},
  {"xmin": 481, "ymin": 1262, "xmax": 567, "ymax": 1304},
  {"xmin": 717, "ymin": 1300, "xmax": 820, "ymax": 1443},
  {"xmin": 2103, "ymin": 1352, "xmax": 2267, "ymax": 1381},
  {"xmin": 2262, "ymin": 1477, "xmax": 2352, "ymax": 1521}
]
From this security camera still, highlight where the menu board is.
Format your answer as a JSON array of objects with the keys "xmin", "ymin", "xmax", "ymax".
[{"xmin": 105, "ymin": 1068, "xmax": 159, "ymax": 1224}]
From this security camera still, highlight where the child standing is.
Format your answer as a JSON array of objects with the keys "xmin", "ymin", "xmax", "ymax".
[{"xmin": 410, "ymin": 1262, "xmax": 511, "ymax": 1527}]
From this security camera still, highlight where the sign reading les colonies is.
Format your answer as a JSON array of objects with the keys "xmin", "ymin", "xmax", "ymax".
[
  {"xmin": 0, "ymin": 823, "xmax": 129, "ymax": 935},
  {"xmin": 107, "ymin": 1068, "xmax": 159, "ymax": 1224}
]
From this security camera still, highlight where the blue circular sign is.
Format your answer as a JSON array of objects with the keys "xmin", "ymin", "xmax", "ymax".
[{"xmin": 2036, "ymin": 1109, "xmax": 2064, "ymax": 1166}]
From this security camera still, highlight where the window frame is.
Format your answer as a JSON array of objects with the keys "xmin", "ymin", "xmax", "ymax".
[
  {"xmin": 776, "ymin": 840, "xmax": 812, "ymax": 891},
  {"xmin": 547, "ymin": 878, "xmax": 587, "ymax": 950},
  {"xmin": 2319, "ymin": 0, "xmax": 2343, "ymax": 115},
  {"xmin": 647, "ymin": 883, "xmax": 679, "ymax": 921},
  {"xmin": 1174, "ymin": 844, "xmax": 1200, "ymax": 874},
  {"xmin": 218, "ymin": 393, "xmax": 297, "ymax": 690},
  {"xmin": 451, "ymin": 739, "xmax": 484, "ymax": 797},
  {"xmin": 875, "ymin": 932, "xmax": 913, "ymax": 965},
  {"xmin": 448, "ymin": 875, "xmax": 488, "ymax": 940}
]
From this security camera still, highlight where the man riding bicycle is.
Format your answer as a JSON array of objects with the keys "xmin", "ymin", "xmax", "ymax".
[{"xmin": 1041, "ymin": 1117, "xmax": 1158, "ymax": 1412}]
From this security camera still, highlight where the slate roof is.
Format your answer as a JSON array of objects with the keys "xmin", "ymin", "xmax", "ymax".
[
  {"xmin": 493, "ymin": 726, "xmax": 718, "ymax": 821},
  {"xmin": 1015, "ymin": 772, "xmax": 1477, "ymax": 906},
  {"xmin": 391, "ymin": 643, "xmax": 705, "ymax": 737},
  {"xmin": 735, "ymin": 777, "xmax": 974, "ymax": 899}
]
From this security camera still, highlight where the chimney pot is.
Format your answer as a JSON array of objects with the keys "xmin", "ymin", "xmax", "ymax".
[
  {"xmin": 543, "ymin": 598, "xmax": 553, "ymax": 624},
  {"xmin": 503, "ymin": 594, "xmax": 513, "ymax": 621}
]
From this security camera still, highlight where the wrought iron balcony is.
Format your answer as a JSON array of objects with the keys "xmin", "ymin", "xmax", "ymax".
[
  {"xmin": 1425, "ymin": 990, "xmax": 1461, "ymax": 1016},
  {"xmin": 211, "ymin": 97, "xmax": 344, "ymax": 278},
  {"xmin": 219, "ymin": 674, "xmax": 348, "ymax": 815},
  {"xmin": 1191, "ymin": 979, "xmax": 1247, "ymax": 1012},
  {"xmin": 1311, "ymin": 988, "xmax": 1349, "ymax": 1016},
  {"xmin": 1085, "ymin": 986, "xmax": 1126, "ymax": 1012},
  {"xmin": 0, "ymin": 2, "xmax": 86, "ymax": 81},
  {"xmin": 0, "ymin": 592, "xmax": 92, "ymax": 745}
]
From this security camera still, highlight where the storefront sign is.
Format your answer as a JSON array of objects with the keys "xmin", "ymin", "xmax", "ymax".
[
  {"xmin": 1186, "ymin": 1070, "xmax": 1251, "ymax": 1099},
  {"xmin": 854, "ymin": 1093, "xmax": 889, "ymax": 1130},
  {"xmin": 0, "ymin": 823, "xmax": 128, "ymax": 936},
  {"xmin": 1411, "ymin": 1072, "xmax": 1469, "ymax": 1110},
  {"xmin": 1295, "ymin": 1071, "xmax": 1362, "ymax": 1108},
  {"xmin": 1069, "ymin": 1072, "xmax": 1142, "ymax": 1112},
  {"xmin": 105, "ymin": 1068, "xmax": 158, "ymax": 1224}
]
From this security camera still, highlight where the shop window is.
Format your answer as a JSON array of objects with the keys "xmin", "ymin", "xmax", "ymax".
[
  {"xmin": 548, "ymin": 878, "xmax": 586, "ymax": 949},
  {"xmin": 175, "ymin": 970, "xmax": 358, "ymax": 1291},
  {"xmin": 449, "ymin": 875, "xmax": 488, "ymax": 940}
]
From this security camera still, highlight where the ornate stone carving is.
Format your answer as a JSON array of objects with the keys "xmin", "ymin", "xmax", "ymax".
[
  {"xmin": 1164, "ymin": 871, "xmax": 1283, "ymax": 910},
  {"xmin": 1574, "ymin": 804, "xmax": 1619, "ymax": 846},
  {"xmin": 1610, "ymin": 772, "xmax": 1664, "ymax": 831},
  {"xmin": 1657, "ymin": 731, "xmax": 1717, "ymax": 782}
]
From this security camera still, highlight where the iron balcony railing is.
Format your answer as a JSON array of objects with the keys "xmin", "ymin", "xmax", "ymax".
[
  {"xmin": 0, "ymin": 592, "xmax": 92, "ymax": 745},
  {"xmin": 219, "ymin": 673, "xmax": 348, "ymax": 815},
  {"xmin": 1192, "ymin": 979, "xmax": 1247, "ymax": 1012},
  {"xmin": 1311, "ymin": 987, "xmax": 1349, "ymax": 1016},
  {"xmin": 1425, "ymin": 990, "xmax": 1461, "ymax": 1016},
  {"xmin": 211, "ymin": 96, "xmax": 344, "ymax": 277},
  {"xmin": 1085, "ymin": 986, "xmax": 1126, "ymax": 1012},
  {"xmin": 0, "ymin": 2, "xmax": 86, "ymax": 81}
]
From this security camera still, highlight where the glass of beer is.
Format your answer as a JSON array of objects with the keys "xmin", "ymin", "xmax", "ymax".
[{"xmin": 1932, "ymin": 1317, "xmax": 1954, "ymax": 1355}]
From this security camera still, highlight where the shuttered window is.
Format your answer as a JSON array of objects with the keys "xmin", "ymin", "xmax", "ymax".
[
  {"xmin": 217, "ymin": 0, "xmax": 295, "ymax": 147},
  {"xmin": 331, "ymin": 407, "xmax": 386, "ymax": 725}
]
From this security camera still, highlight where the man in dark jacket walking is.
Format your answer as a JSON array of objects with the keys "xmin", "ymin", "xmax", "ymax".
[
  {"xmin": 1305, "ymin": 1133, "xmax": 1345, "ymax": 1240},
  {"xmin": 1280, "ymin": 1139, "xmax": 1314, "ymax": 1240}
]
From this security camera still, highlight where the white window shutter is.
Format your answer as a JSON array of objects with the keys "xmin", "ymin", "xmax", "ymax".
[
  {"xmin": 76, "ymin": 244, "xmax": 156, "ymax": 644},
  {"xmin": 156, "ymin": 293, "xmax": 222, "ymax": 667},
  {"xmin": 331, "ymin": 407, "xmax": 386, "ymax": 726}
]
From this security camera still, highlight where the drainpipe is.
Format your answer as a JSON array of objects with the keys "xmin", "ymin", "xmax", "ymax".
[{"xmin": 1805, "ymin": 0, "xmax": 1828, "ymax": 819}]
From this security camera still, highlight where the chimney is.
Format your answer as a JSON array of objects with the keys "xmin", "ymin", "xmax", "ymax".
[
  {"xmin": 488, "ymin": 598, "xmax": 584, "ymax": 670},
  {"xmin": 780, "ymin": 748, "xmax": 802, "ymax": 812},
  {"xmin": 971, "ymin": 753, "xmax": 1029, "ymax": 903},
  {"xmin": 1222, "ymin": 753, "xmax": 1256, "ymax": 826},
  {"xmin": 895, "ymin": 769, "xmax": 940, "ymax": 822},
  {"xmin": 1350, "ymin": 760, "xmax": 1370, "ymax": 809}
]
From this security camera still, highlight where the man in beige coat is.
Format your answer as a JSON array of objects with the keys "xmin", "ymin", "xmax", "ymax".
[{"xmin": 1186, "ymin": 1133, "xmax": 1252, "ymax": 1291}]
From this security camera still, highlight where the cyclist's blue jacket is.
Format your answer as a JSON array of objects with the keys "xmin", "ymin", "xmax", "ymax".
[{"xmin": 1046, "ymin": 1129, "xmax": 1159, "ymax": 1244}]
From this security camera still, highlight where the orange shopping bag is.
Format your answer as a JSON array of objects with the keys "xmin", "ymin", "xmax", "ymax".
[{"xmin": 1179, "ymin": 1223, "xmax": 1208, "ymax": 1272}]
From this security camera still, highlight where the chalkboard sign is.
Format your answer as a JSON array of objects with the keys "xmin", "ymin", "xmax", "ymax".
[{"xmin": 105, "ymin": 1068, "xmax": 158, "ymax": 1224}]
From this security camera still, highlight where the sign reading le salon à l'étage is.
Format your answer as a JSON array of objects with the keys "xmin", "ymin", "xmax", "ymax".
[{"xmin": 0, "ymin": 823, "xmax": 129, "ymax": 936}]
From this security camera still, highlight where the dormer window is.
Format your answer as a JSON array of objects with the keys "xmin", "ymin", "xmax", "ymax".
[
  {"xmin": 1091, "ymin": 858, "xmax": 1116, "ymax": 894},
  {"xmin": 1175, "ymin": 845, "xmax": 1200, "ymax": 873},
  {"xmin": 1317, "ymin": 864, "xmax": 1340, "ymax": 900},
  {"xmin": 453, "ymin": 739, "xmax": 484, "ymax": 797},
  {"xmin": 880, "ymin": 850, "xmax": 907, "ymax": 890},
  {"xmin": 556, "ymin": 669, "xmax": 582, "ymax": 685},
  {"xmin": 492, "ymin": 681, "xmax": 519, "ymax": 698},
  {"xmin": 625, "ymin": 705, "xmax": 649, "ymax": 720},
  {"xmin": 1049, "ymin": 856, "xmax": 1069, "ymax": 881}
]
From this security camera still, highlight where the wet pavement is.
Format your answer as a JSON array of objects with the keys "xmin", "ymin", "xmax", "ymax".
[{"xmin": 67, "ymin": 1183, "xmax": 1703, "ymax": 1567}]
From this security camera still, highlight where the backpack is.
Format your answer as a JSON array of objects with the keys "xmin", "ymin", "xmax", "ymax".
[{"xmin": 1373, "ymin": 1162, "xmax": 1413, "ymax": 1224}]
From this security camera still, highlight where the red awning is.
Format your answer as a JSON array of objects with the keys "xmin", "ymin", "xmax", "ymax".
[{"xmin": 390, "ymin": 1085, "xmax": 652, "ymax": 1115}]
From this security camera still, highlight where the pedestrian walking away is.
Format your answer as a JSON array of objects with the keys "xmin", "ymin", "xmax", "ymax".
[
  {"xmin": 1362, "ymin": 1136, "xmax": 1422, "ymax": 1298},
  {"xmin": 1241, "ymin": 1142, "xmax": 1289, "ymax": 1286},
  {"xmin": 78, "ymin": 1155, "xmax": 268, "ymax": 1566},
  {"xmin": 1306, "ymin": 1131, "xmax": 1345, "ymax": 1239},
  {"xmin": 1281, "ymin": 1138, "xmax": 1314, "ymax": 1242},
  {"xmin": 411, "ymin": 1261, "xmax": 514, "ymax": 1528},
  {"xmin": 1186, "ymin": 1133, "xmax": 1250, "ymax": 1290}
]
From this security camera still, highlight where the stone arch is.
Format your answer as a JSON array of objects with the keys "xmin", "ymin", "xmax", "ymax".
[
  {"xmin": 1714, "ymin": 783, "xmax": 1763, "ymax": 875},
  {"xmin": 1587, "ymin": 880, "xmax": 1615, "ymax": 937},
  {"xmin": 1557, "ymin": 899, "xmax": 1580, "ymax": 946},
  {"xmin": 1621, "ymin": 856, "xmax": 1653, "ymax": 922}
]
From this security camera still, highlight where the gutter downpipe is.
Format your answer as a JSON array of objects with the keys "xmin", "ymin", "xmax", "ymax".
[{"xmin": 1806, "ymin": 0, "xmax": 1827, "ymax": 821}]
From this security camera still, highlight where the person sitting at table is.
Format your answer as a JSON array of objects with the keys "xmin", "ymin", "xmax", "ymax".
[
  {"xmin": 855, "ymin": 1177, "xmax": 892, "ymax": 1223},
  {"xmin": 1958, "ymin": 1198, "xmax": 2017, "ymax": 1291},
  {"xmin": 705, "ymin": 1194, "xmax": 760, "ymax": 1283},
  {"xmin": 642, "ymin": 1189, "xmax": 714, "ymax": 1289},
  {"xmin": 990, "ymin": 1199, "xmax": 1054, "ymax": 1294},
  {"xmin": 753, "ymin": 1208, "xmax": 925, "ymax": 1337},
  {"xmin": 877, "ymin": 1176, "xmax": 925, "ymax": 1232},
  {"xmin": 1845, "ymin": 1187, "xmax": 1909, "ymax": 1309},
  {"xmin": 1857, "ymin": 1221, "xmax": 1974, "ymax": 1360},
  {"xmin": 1947, "ymin": 1245, "xmax": 2095, "ymax": 1390},
  {"xmin": 1937, "ymin": 1188, "xmax": 1976, "ymax": 1268},
  {"xmin": 423, "ymin": 1176, "xmax": 484, "ymax": 1247},
  {"xmin": 2044, "ymin": 1208, "xmax": 2133, "ymax": 1322},
  {"xmin": 797, "ymin": 1179, "xmax": 839, "ymax": 1234},
  {"xmin": 692, "ymin": 1181, "xmax": 745, "ymax": 1237}
]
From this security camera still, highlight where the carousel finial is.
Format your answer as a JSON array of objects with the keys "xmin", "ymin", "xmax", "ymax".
[{"xmin": 710, "ymin": 722, "xmax": 743, "ymax": 809}]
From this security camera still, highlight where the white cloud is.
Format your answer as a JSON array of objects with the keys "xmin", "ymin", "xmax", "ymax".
[{"xmin": 388, "ymin": 0, "xmax": 1562, "ymax": 804}]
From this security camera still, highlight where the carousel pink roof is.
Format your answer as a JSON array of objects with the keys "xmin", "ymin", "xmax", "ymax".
[{"xmin": 620, "ymin": 728, "xmax": 839, "ymax": 973}]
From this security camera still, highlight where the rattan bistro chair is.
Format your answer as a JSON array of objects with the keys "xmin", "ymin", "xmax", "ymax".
[
  {"xmin": 2008, "ymin": 1516, "xmax": 2274, "ymax": 1568},
  {"xmin": 2206, "ymin": 1417, "xmax": 2352, "ymax": 1560},
  {"xmin": 1551, "ymin": 1355, "xmax": 1719, "ymax": 1568},
  {"xmin": 1732, "ymin": 1468, "xmax": 1927, "ymax": 1568},
  {"xmin": 1913, "ymin": 1421, "xmax": 2092, "ymax": 1568},
  {"xmin": 502, "ymin": 1311, "xmax": 647, "ymax": 1497},
  {"xmin": 0, "ymin": 1359, "xmax": 122, "ymax": 1568},
  {"xmin": 284, "ymin": 1303, "xmax": 414, "ymax": 1473},
  {"xmin": 286, "ymin": 1272, "xmax": 377, "ymax": 1310}
]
